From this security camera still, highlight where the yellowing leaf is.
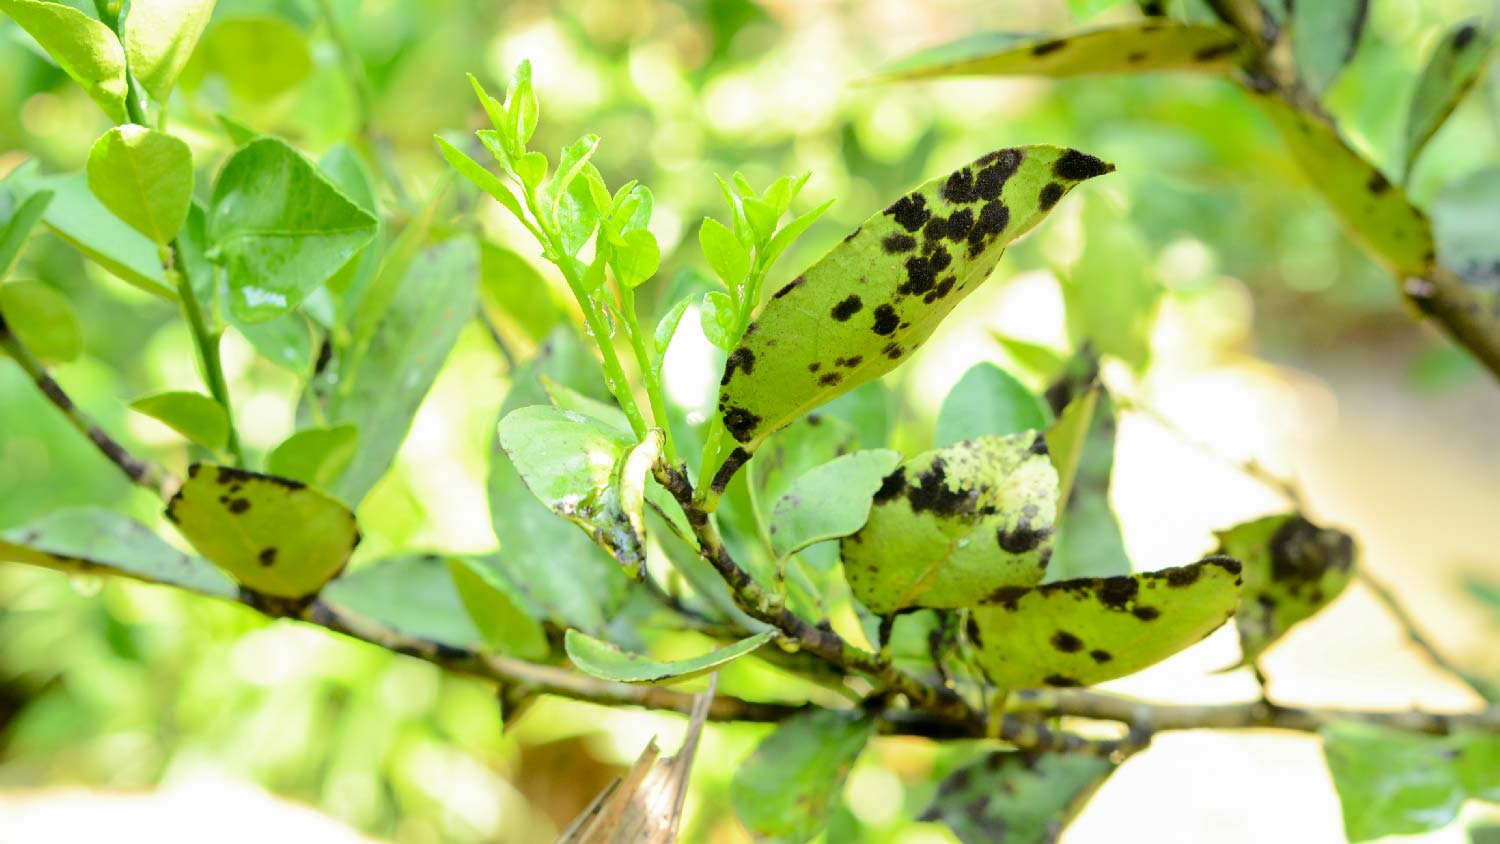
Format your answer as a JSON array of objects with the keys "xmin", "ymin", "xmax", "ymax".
[
  {"xmin": 968, "ymin": 556, "xmax": 1242, "ymax": 688},
  {"xmin": 716, "ymin": 145, "xmax": 1112, "ymax": 458},
  {"xmin": 166, "ymin": 463, "xmax": 360, "ymax": 599}
]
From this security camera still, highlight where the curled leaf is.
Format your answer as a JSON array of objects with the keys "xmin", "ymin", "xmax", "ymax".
[{"xmin": 565, "ymin": 628, "xmax": 775, "ymax": 684}]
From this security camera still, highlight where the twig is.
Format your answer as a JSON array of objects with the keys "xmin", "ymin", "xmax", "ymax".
[
  {"xmin": 1359, "ymin": 570, "xmax": 1498, "ymax": 701},
  {"xmin": 0, "ymin": 313, "xmax": 175, "ymax": 498}
]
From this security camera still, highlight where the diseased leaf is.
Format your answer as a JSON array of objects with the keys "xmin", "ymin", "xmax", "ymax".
[
  {"xmin": 565, "ymin": 628, "xmax": 776, "ymax": 684},
  {"xmin": 880, "ymin": 22, "xmax": 1244, "ymax": 81},
  {"xmin": 1322, "ymin": 721, "xmax": 1467, "ymax": 842},
  {"xmin": 1216, "ymin": 513, "xmax": 1355, "ymax": 664},
  {"xmin": 165, "ymin": 463, "xmax": 359, "ymax": 599},
  {"xmin": 770, "ymin": 449, "xmax": 902, "ymax": 558},
  {"xmin": 448, "ymin": 556, "xmax": 550, "ymax": 660},
  {"xmin": 122, "ymin": 0, "xmax": 217, "ymax": 103},
  {"xmin": 1406, "ymin": 21, "xmax": 1493, "ymax": 176},
  {"xmin": 1247, "ymin": 91, "xmax": 1434, "ymax": 278},
  {"xmin": 0, "ymin": 508, "xmax": 235, "ymax": 597},
  {"xmin": 841, "ymin": 432, "xmax": 1059, "ymax": 614},
  {"xmin": 326, "ymin": 238, "xmax": 479, "ymax": 503},
  {"xmin": 936, "ymin": 362, "xmax": 1049, "ymax": 447},
  {"xmin": 0, "ymin": 280, "xmax": 82, "ymax": 363},
  {"xmin": 920, "ymin": 751, "xmax": 1114, "ymax": 844},
  {"xmin": 716, "ymin": 145, "xmax": 1111, "ymax": 456},
  {"xmin": 87, "ymin": 125, "xmax": 194, "ymax": 245},
  {"xmin": 498, "ymin": 404, "xmax": 647, "ymax": 573},
  {"xmin": 0, "ymin": 189, "xmax": 51, "ymax": 281},
  {"xmin": 968, "ymin": 556, "xmax": 1243, "ymax": 689},
  {"xmin": 1290, "ymin": 0, "xmax": 1368, "ymax": 96},
  {"xmin": 190, "ymin": 17, "xmax": 312, "ymax": 101},
  {"xmin": 1432, "ymin": 166, "xmax": 1500, "ymax": 315},
  {"xmin": 0, "ymin": 0, "xmax": 128, "ymax": 121},
  {"xmin": 129, "ymin": 391, "xmax": 228, "ymax": 451},
  {"xmin": 322, "ymin": 554, "xmax": 482, "ymax": 650},
  {"xmin": 266, "ymin": 424, "xmax": 360, "ymax": 490},
  {"xmin": 732, "ymin": 709, "xmax": 875, "ymax": 844},
  {"xmin": 209, "ymin": 137, "xmax": 379, "ymax": 323}
]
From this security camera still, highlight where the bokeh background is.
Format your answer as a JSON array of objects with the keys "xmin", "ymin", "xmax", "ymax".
[{"xmin": 3, "ymin": 0, "xmax": 1500, "ymax": 841}]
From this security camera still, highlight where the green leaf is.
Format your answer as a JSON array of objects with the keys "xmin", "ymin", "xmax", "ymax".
[
  {"xmin": 0, "ymin": 0, "xmax": 127, "ymax": 121},
  {"xmin": 1432, "ymin": 166, "xmax": 1500, "ymax": 314},
  {"xmin": 216, "ymin": 112, "xmax": 259, "ymax": 146},
  {"xmin": 842, "ymin": 432, "xmax": 1059, "ymax": 614},
  {"xmin": 1322, "ymin": 721, "xmax": 1467, "ymax": 842},
  {"xmin": 1043, "ymin": 384, "xmax": 1096, "ymax": 512},
  {"xmin": 936, "ymin": 362, "xmax": 1049, "ymax": 447},
  {"xmin": 763, "ymin": 198, "xmax": 834, "ymax": 268},
  {"xmin": 210, "ymin": 137, "xmax": 379, "ymax": 323},
  {"xmin": 485, "ymin": 328, "xmax": 635, "ymax": 634},
  {"xmin": 1045, "ymin": 388, "xmax": 1131, "ymax": 582},
  {"xmin": 266, "ymin": 425, "xmax": 360, "ymax": 490},
  {"xmin": 1456, "ymin": 731, "xmax": 1500, "ymax": 803},
  {"xmin": 1059, "ymin": 198, "xmax": 1160, "ymax": 371},
  {"xmin": 547, "ymin": 134, "xmax": 602, "ymax": 254},
  {"xmin": 968, "ymin": 556, "xmax": 1243, "ymax": 689},
  {"xmin": 0, "ymin": 189, "xmax": 51, "ymax": 281},
  {"xmin": 564, "ymin": 628, "xmax": 776, "ymax": 684},
  {"xmin": 822, "ymin": 380, "xmax": 890, "ymax": 450},
  {"xmin": 770, "ymin": 449, "xmax": 902, "ymax": 557},
  {"xmin": 1248, "ymin": 91, "xmax": 1434, "ymax": 278},
  {"xmin": 436, "ymin": 135, "xmax": 525, "ymax": 220},
  {"xmin": 86, "ymin": 125, "xmax": 194, "ymax": 245},
  {"xmin": 191, "ymin": 17, "xmax": 312, "ymax": 101},
  {"xmin": 515, "ymin": 150, "xmax": 547, "ymax": 190},
  {"xmin": 542, "ymin": 374, "xmax": 632, "ymax": 436},
  {"xmin": 653, "ymin": 295, "xmax": 692, "ymax": 361},
  {"xmin": 700, "ymin": 216, "xmax": 751, "ymax": 286},
  {"xmin": 0, "ymin": 508, "xmax": 235, "ymax": 597},
  {"xmin": 504, "ymin": 59, "xmax": 539, "ymax": 148},
  {"xmin": 993, "ymin": 332, "xmax": 1067, "ymax": 381},
  {"xmin": 1406, "ymin": 22, "xmax": 1493, "ymax": 176},
  {"xmin": 609, "ymin": 228, "xmax": 661, "ymax": 289},
  {"xmin": 229, "ymin": 308, "xmax": 315, "ymax": 372},
  {"xmin": 921, "ymin": 751, "xmax": 1114, "ymax": 844},
  {"xmin": 2, "ymin": 168, "xmax": 171, "ymax": 298},
  {"xmin": 749, "ymin": 413, "xmax": 860, "ymax": 526},
  {"xmin": 700, "ymin": 289, "xmax": 737, "ymax": 350},
  {"xmin": 1290, "ymin": 0, "xmax": 1368, "ymax": 95},
  {"xmin": 129, "ymin": 391, "xmax": 228, "ymax": 450},
  {"xmin": 497, "ymin": 405, "xmax": 646, "ymax": 573},
  {"xmin": 327, "ymin": 238, "xmax": 479, "ymax": 504},
  {"xmin": 122, "ymin": 0, "xmax": 217, "ymax": 103},
  {"xmin": 165, "ymin": 463, "xmax": 360, "ymax": 599},
  {"xmin": 741, "ymin": 195, "xmax": 780, "ymax": 244},
  {"xmin": 0, "ymin": 280, "xmax": 82, "ymax": 363},
  {"xmin": 879, "ymin": 22, "xmax": 1244, "ymax": 81},
  {"xmin": 448, "ymin": 556, "xmax": 550, "ymax": 660},
  {"xmin": 733, "ymin": 709, "xmax": 875, "ymax": 844},
  {"xmin": 480, "ymin": 242, "xmax": 567, "ymax": 348},
  {"xmin": 322, "ymin": 554, "xmax": 482, "ymax": 650},
  {"xmin": 716, "ymin": 145, "xmax": 1111, "ymax": 456},
  {"xmin": 1216, "ymin": 513, "xmax": 1355, "ymax": 664}
]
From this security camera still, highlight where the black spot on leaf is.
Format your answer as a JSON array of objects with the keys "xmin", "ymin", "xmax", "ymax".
[
  {"xmin": 1455, "ymin": 24, "xmax": 1478, "ymax": 49},
  {"xmin": 1051, "ymin": 630, "xmax": 1084, "ymax": 652},
  {"xmin": 1132, "ymin": 606, "xmax": 1161, "ymax": 621},
  {"xmin": 1127, "ymin": 50, "xmax": 1148, "ymax": 63},
  {"xmin": 1097, "ymin": 576, "xmax": 1139, "ymax": 609},
  {"xmin": 942, "ymin": 168, "xmax": 977, "ymax": 204},
  {"xmin": 883, "ymin": 232, "xmax": 917, "ymax": 253},
  {"xmin": 1053, "ymin": 149, "xmax": 1112, "ymax": 181},
  {"xmin": 721, "ymin": 347, "xmax": 755, "ymax": 385},
  {"xmin": 997, "ymin": 522, "xmax": 1052, "ymax": 554},
  {"xmin": 711, "ymin": 447, "xmax": 751, "ymax": 493},
  {"xmin": 228, "ymin": 498, "xmax": 251, "ymax": 514},
  {"xmin": 838, "ymin": 355, "xmax": 863, "ymax": 368},
  {"xmin": 907, "ymin": 458, "xmax": 978, "ymax": 517},
  {"xmin": 722, "ymin": 406, "xmax": 762, "ymax": 442},
  {"xmin": 831, "ymin": 295, "xmax": 864, "ymax": 321},
  {"xmin": 873, "ymin": 469, "xmax": 908, "ymax": 504},
  {"xmin": 258, "ymin": 547, "xmax": 278, "ymax": 566},
  {"xmin": 885, "ymin": 193, "xmax": 931, "ymax": 232},
  {"xmin": 1038, "ymin": 182, "xmax": 1064, "ymax": 210},
  {"xmin": 985, "ymin": 585, "xmax": 1031, "ymax": 610},
  {"xmin": 1367, "ymin": 171, "xmax": 1391, "ymax": 194},
  {"xmin": 808, "ymin": 362, "xmax": 821, "ymax": 372},
  {"xmin": 1043, "ymin": 674, "xmax": 1081, "ymax": 687},
  {"xmin": 872, "ymin": 304, "xmax": 900, "ymax": 335},
  {"xmin": 1031, "ymin": 39, "xmax": 1067, "ymax": 56},
  {"xmin": 1089, "ymin": 649, "xmax": 1112, "ymax": 663},
  {"xmin": 967, "ymin": 200, "xmax": 1010, "ymax": 256},
  {"xmin": 773, "ymin": 276, "xmax": 805, "ymax": 299},
  {"xmin": 818, "ymin": 372, "xmax": 844, "ymax": 387},
  {"xmin": 1193, "ymin": 42, "xmax": 1240, "ymax": 62}
]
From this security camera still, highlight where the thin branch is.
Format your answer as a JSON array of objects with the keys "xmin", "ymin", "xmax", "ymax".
[
  {"xmin": 0, "ymin": 312, "xmax": 175, "ymax": 498},
  {"xmin": 1359, "ymin": 570, "xmax": 1498, "ymax": 702}
]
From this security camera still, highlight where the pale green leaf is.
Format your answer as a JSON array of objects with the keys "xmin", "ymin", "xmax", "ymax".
[
  {"xmin": 123, "ymin": 0, "xmax": 217, "ymax": 102},
  {"xmin": 565, "ymin": 627, "xmax": 776, "ymax": 684},
  {"xmin": 763, "ymin": 198, "xmax": 834, "ymax": 267},
  {"xmin": 654, "ymin": 295, "xmax": 692, "ymax": 361},
  {"xmin": 700, "ymin": 216, "xmax": 751, "ymax": 286},
  {"xmin": 166, "ymin": 463, "xmax": 360, "ymax": 598},
  {"xmin": 0, "ymin": 280, "xmax": 82, "ymax": 363},
  {"xmin": 1322, "ymin": 721, "xmax": 1467, "ymax": 842},
  {"xmin": 717, "ymin": 145, "xmax": 1111, "ymax": 455},
  {"xmin": 610, "ymin": 228, "xmax": 660, "ymax": 289},
  {"xmin": 700, "ymin": 289, "xmax": 737, "ymax": 350},
  {"xmin": 770, "ymin": 449, "xmax": 902, "ymax": 557},
  {"xmin": 0, "ymin": 0, "xmax": 127, "ymax": 121},
  {"xmin": 1432, "ymin": 166, "xmax": 1500, "ymax": 314},
  {"xmin": 1290, "ymin": 0, "xmax": 1368, "ymax": 96},
  {"xmin": 936, "ymin": 362, "xmax": 1049, "ymax": 447},
  {"xmin": 437, "ymin": 135, "xmax": 525, "ymax": 220},
  {"xmin": 1406, "ymin": 21, "xmax": 1493, "ymax": 176},
  {"xmin": 87, "ymin": 125, "xmax": 194, "ymax": 245},
  {"xmin": 129, "ymin": 390, "xmax": 228, "ymax": 450},
  {"xmin": 1045, "ymin": 388, "xmax": 1131, "ymax": 582},
  {"xmin": 0, "ymin": 189, "xmax": 51, "ymax": 281},
  {"xmin": 266, "ymin": 425, "xmax": 360, "ymax": 490},
  {"xmin": 323, "ymin": 554, "xmax": 482, "ymax": 650}
]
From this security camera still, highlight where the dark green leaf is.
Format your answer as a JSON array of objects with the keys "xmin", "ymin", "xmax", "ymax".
[
  {"xmin": 209, "ymin": 137, "xmax": 379, "ymax": 323},
  {"xmin": 0, "ymin": 508, "xmax": 235, "ymax": 597},
  {"xmin": 129, "ymin": 391, "xmax": 229, "ymax": 451},
  {"xmin": 921, "ymin": 751, "xmax": 1114, "ymax": 844},
  {"xmin": 716, "ymin": 145, "xmax": 1110, "ymax": 456},
  {"xmin": 1322, "ymin": 721, "xmax": 1467, "ymax": 842},
  {"xmin": 0, "ymin": 280, "xmax": 82, "ymax": 363},
  {"xmin": 565, "ymin": 628, "xmax": 776, "ymax": 684},
  {"xmin": 165, "ymin": 463, "xmax": 359, "ymax": 599},
  {"xmin": 266, "ymin": 425, "xmax": 360, "ymax": 490},
  {"xmin": 0, "ymin": 0, "xmax": 127, "ymax": 120},
  {"xmin": 936, "ymin": 362, "xmax": 1049, "ymax": 447},
  {"xmin": 1406, "ymin": 21, "xmax": 1493, "ymax": 175},
  {"xmin": 732, "ymin": 709, "xmax": 875, "ymax": 844},
  {"xmin": 880, "ymin": 22, "xmax": 1243, "ymax": 81},
  {"xmin": 87, "ymin": 125, "xmax": 194, "ymax": 245}
]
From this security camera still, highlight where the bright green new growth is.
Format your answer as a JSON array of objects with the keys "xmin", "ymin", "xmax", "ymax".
[
  {"xmin": 129, "ymin": 390, "xmax": 229, "ymax": 451},
  {"xmin": 0, "ymin": 0, "xmax": 128, "ymax": 121},
  {"xmin": 86, "ymin": 125, "xmax": 194, "ymax": 245},
  {"xmin": 564, "ymin": 628, "xmax": 776, "ymax": 685},
  {"xmin": 121, "ymin": 0, "xmax": 217, "ymax": 104},
  {"xmin": 1216, "ymin": 513, "xmax": 1355, "ymax": 664},
  {"xmin": 715, "ymin": 145, "xmax": 1113, "ymax": 459},
  {"xmin": 967, "ymin": 556, "xmax": 1243, "ymax": 689},
  {"xmin": 879, "ymin": 21, "xmax": 1244, "ymax": 80},
  {"xmin": 1406, "ymin": 20, "xmax": 1493, "ymax": 176},
  {"xmin": 166, "ymin": 463, "xmax": 360, "ymax": 599},
  {"xmin": 920, "ymin": 751, "xmax": 1114, "ymax": 844},
  {"xmin": 841, "ymin": 433, "xmax": 1059, "ymax": 614}
]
